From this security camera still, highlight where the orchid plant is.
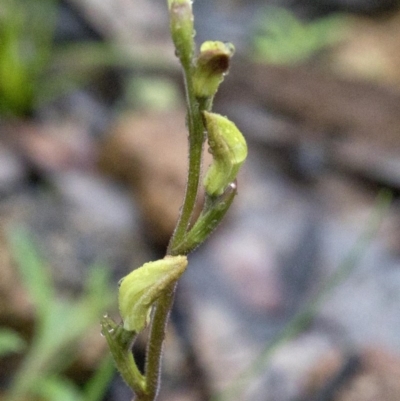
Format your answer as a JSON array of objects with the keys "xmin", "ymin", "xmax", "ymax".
[{"xmin": 101, "ymin": 1, "xmax": 247, "ymax": 399}]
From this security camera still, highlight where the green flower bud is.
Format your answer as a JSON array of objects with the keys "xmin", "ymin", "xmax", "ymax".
[
  {"xmin": 203, "ymin": 111, "xmax": 247, "ymax": 197},
  {"xmin": 168, "ymin": 0, "xmax": 195, "ymax": 66},
  {"xmin": 119, "ymin": 256, "xmax": 188, "ymax": 332},
  {"xmin": 193, "ymin": 41, "xmax": 235, "ymax": 99}
]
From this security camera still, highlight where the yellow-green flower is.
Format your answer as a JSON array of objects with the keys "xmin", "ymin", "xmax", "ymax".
[
  {"xmin": 203, "ymin": 111, "xmax": 247, "ymax": 197},
  {"xmin": 119, "ymin": 256, "xmax": 188, "ymax": 332},
  {"xmin": 193, "ymin": 41, "xmax": 234, "ymax": 99}
]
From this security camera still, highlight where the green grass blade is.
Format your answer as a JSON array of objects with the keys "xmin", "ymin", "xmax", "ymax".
[{"xmin": 7, "ymin": 227, "xmax": 54, "ymax": 321}]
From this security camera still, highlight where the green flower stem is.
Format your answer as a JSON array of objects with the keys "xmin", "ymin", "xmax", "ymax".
[
  {"xmin": 167, "ymin": 73, "xmax": 207, "ymax": 254},
  {"xmin": 143, "ymin": 53, "xmax": 207, "ymax": 401},
  {"xmin": 142, "ymin": 284, "xmax": 176, "ymax": 400},
  {"xmin": 144, "ymin": 10, "xmax": 212, "ymax": 397}
]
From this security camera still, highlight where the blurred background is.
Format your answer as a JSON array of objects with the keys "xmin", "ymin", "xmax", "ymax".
[{"xmin": 1, "ymin": 0, "xmax": 400, "ymax": 400}]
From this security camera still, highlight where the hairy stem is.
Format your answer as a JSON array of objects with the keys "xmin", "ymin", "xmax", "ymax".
[
  {"xmin": 167, "ymin": 73, "xmax": 205, "ymax": 254},
  {"xmin": 144, "ymin": 42, "xmax": 207, "ymax": 401},
  {"xmin": 143, "ymin": 284, "xmax": 176, "ymax": 400}
]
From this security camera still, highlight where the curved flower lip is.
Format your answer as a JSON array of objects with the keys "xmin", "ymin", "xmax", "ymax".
[
  {"xmin": 119, "ymin": 256, "xmax": 188, "ymax": 332},
  {"xmin": 203, "ymin": 111, "xmax": 248, "ymax": 197},
  {"xmin": 193, "ymin": 41, "xmax": 235, "ymax": 99}
]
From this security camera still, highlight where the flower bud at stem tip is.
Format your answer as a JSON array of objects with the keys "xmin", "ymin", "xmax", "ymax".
[{"xmin": 168, "ymin": 0, "xmax": 195, "ymax": 65}]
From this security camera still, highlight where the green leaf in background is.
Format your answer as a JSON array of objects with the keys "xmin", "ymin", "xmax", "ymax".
[
  {"xmin": 252, "ymin": 6, "xmax": 347, "ymax": 65},
  {"xmin": 83, "ymin": 354, "xmax": 115, "ymax": 401},
  {"xmin": 124, "ymin": 76, "xmax": 181, "ymax": 112},
  {"xmin": 33, "ymin": 376, "xmax": 83, "ymax": 401},
  {"xmin": 0, "ymin": 0, "xmax": 58, "ymax": 116},
  {"xmin": 7, "ymin": 227, "xmax": 54, "ymax": 321},
  {"xmin": 6, "ymin": 226, "xmax": 115, "ymax": 401},
  {"xmin": 0, "ymin": 328, "xmax": 26, "ymax": 357}
]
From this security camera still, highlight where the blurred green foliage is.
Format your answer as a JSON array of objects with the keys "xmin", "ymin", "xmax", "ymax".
[
  {"xmin": 0, "ymin": 0, "xmax": 147, "ymax": 118},
  {"xmin": 1, "ymin": 227, "xmax": 115, "ymax": 401},
  {"xmin": 0, "ymin": 0, "xmax": 58, "ymax": 116},
  {"xmin": 252, "ymin": 7, "xmax": 347, "ymax": 65},
  {"xmin": 124, "ymin": 76, "xmax": 181, "ymax": 112},
  {"xmin": 0, "ymin": 329, "xmax": 26, "ymax": 357}
]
